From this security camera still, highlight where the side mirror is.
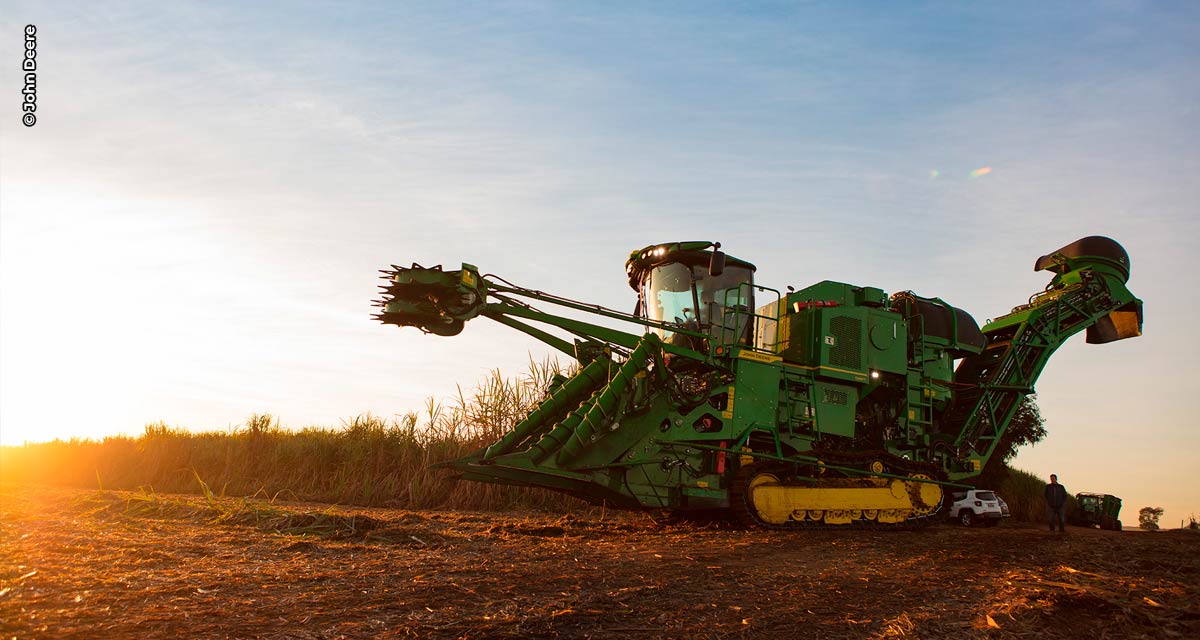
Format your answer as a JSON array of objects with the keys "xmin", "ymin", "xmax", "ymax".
[{"xmin": 709, "ymin": 249, "xmax": 725, "ymax": 277}]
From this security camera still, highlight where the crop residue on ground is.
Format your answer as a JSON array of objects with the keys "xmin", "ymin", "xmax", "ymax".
[{"xmin": 1, "ymin": 485, "xmax": 1197, "ymax": 639}]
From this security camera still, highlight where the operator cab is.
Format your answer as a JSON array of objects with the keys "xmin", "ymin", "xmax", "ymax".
[{"xmin": 625, "ymin": 242, "xmax": 757, "ymax": 349}]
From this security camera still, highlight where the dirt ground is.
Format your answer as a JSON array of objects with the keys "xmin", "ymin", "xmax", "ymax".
[{"xmin": 1, "ymin": 485, "xmax": 1197, "ymax": 639}]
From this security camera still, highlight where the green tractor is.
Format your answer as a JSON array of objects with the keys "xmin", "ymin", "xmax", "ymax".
[
  {"xmin": 374, "ymin": 237, "xmax": 1142, "ymax": 529},
  {"xmin": 1070, "ymin": 492, "xmax": 1123, "ymax": 530}
]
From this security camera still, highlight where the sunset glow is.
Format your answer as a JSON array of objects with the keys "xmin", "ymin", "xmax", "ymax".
[{"xmin": 1, "ymin": 1, "xmax": 1196, "ymax": 527}]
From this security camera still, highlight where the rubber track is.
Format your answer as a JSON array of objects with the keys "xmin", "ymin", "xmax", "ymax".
[{"xmin": 731, "ymin": 452, "xmax": 948, "ymax": 531}]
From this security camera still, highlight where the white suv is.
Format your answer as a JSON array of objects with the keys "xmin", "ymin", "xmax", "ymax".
[{"xmin": 948, "ymin": 490, "xmax": 1004, "ymax": 527}]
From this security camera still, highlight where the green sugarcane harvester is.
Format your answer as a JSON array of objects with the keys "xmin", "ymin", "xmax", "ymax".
[{"xmin": 373, "ymin": 236, "xmax": 1142, "ymax": 529}]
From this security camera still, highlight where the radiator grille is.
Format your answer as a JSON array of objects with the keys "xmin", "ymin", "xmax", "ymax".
[{"xmin": 829, "ymin": 316, "xmax": 862, "ymax": 368}]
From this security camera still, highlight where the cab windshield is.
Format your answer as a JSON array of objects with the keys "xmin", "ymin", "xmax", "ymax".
[{"xmin": 643, "ymin": 261, "xmax": 754, "ymax": 345}]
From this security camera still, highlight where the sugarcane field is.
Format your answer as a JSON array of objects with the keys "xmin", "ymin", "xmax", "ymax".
[
  {"xmin": 2, "ymin": 484, "xmax": 1197, "ymax": 639},
  {"xmin": 5, "ymin": 3, "xmax": 1198, "ymax": 640}
]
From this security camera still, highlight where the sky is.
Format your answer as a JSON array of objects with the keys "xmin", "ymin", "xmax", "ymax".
[{"xmin": 1, "ymin": 1, "xmax": 1197, "ymax": 525}]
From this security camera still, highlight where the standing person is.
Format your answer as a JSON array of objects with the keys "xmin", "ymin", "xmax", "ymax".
[{"xmin": 1044, "ymin": 473, "xmax": 1068, "ymax": 533}]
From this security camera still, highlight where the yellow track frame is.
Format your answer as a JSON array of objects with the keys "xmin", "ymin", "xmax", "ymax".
[{"xmin": 747, "ymin": 472, "xmax": 943, "ymax": 525}]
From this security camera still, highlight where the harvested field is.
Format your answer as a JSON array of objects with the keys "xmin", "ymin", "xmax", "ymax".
[{"xmin": 2, "ymin": 485, "xmax": 1197, "ymax": 639}]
